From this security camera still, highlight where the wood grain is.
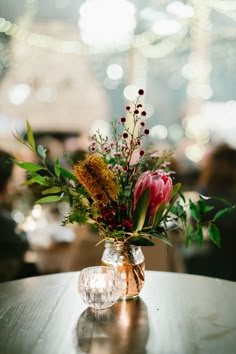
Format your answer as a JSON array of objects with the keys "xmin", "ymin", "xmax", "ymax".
[{"xmin": 0, "ymin": 271, "xmax": 236, "ymax": 354}]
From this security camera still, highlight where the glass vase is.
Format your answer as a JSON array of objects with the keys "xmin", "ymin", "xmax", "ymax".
[{"xmin": 101, "ymin": 240, "xmax": 145, "ymax": 299}]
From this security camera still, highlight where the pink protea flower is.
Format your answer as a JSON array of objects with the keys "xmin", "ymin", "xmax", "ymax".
[{"xmin": 133, "ymin": 170, "xmax": 173, "ymax": 223}]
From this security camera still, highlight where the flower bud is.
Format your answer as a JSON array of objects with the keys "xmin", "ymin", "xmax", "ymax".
[{"xmin": 133, "ymin": 170, "xmax": 173, "ymax": 223}]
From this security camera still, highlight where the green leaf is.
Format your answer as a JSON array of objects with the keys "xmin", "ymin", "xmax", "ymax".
[
  {"xmin": 23, "ymin": 174, "xmax": 48, "ymax": 186},
  {"xmin": 170, "ymin": 200, "xmax": 185, "ymax": 217},
  {"xmin": 59, "ymin": 166, "xmax": 76, "ymax": 181},
  {"xmin": 208, "ymin": 223, "xmax": 221, "ymax": 247},
  {"xmin": 179, "ymin": 191, "xmax": 186, "ymax": 203},
  {"xmin": 149, "ymin": 232, "xmax": 172, "ymax": 246},
  {"xmin": 171, "ymin": 183, "xmax": 182, "ymax": 200},
  {"xmin": 42, "ymin": 187, "xmax": 62, "ymax": 195},
  {"xmin": 189, "ymin": 200, "xmax": 200, "ymax": 221},
  {"xmin": 132, "ymin": 188, "xmax": 150, "ymax": 232},
  {"xmin": 211, "ymin": 196, "xmax": 233, "ymax": 207},
  {"xmin": 129, "ymin": 236, "xmax": 155, "ymax": 246},
  {"xmin": 54, "ymin": 158, "xmax": 61, "ymax": 177},
  {"xmin": 213, "ymin": 207, "xmax": 235, "ymax": 221},
  {"xmin": 197, "ymin": 200, "xmax": 214, "ymax": 214},
  {"xmin": 185, "ymin": 223, "xmax": 193, "ymax": 247},
  {"xmin": 152, "ymin": 201, "xmax": 166, "ymax": 228},
  {"xmin": 196, "ymin": 224, "xmax": 203, "ymax": 246},
  {"xmin": 37, "ymin": 145, "xmax": 47, "ymax": 160},
  {"xmin": 26, "ymin": 120, "xmax": 36, "ymax": 151},
  {"xmin": 35, "ymin": 195, "xmax": 64, "ymax": 204},
  {"xmin": 14, "ymin": 161, "xmax": 44, "ymax": 172}
]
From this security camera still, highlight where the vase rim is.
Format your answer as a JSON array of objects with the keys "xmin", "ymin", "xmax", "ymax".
[{"xmin": 104, "ymin": 238, "xmax": 141, "ymax": 248}]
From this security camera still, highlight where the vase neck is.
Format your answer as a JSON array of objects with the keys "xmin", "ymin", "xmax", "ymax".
[{"xmin": 104, "ymin": 239, "xmax": 140, "ymax": 251}]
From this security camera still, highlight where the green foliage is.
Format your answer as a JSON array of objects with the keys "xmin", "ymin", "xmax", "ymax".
[
  {"xmin": 26, "ymin": 120, "xmax": 36, "ymax": 151},
  {"xmin": 14, "ymin": 161, "xmax": 45, "ymax": 172},
  {"xmin": 14, "ymin": 120, "xmax": 236, "ymax": 249},
  {"xmin": 132, "ymin": 188, "xmax": 150, "ymax": 231},
  {"xmin": 36, "ymin": 195, "xmax": 64, "ymax": 204},
  {"xmin": 208, "ymin": 223, "xmax": 221, "ymax": 247},
  {"xmin": 129, "ymin": 236, "xmax": 155, "ymax": 246},
  {"xmin": 37, "ymin": 145, "xmax": 47, "ymax": 160},
  {"xmin": 213, "ymin": 207, "xmax": 235, "ymax": 221},
  {"xmin": 152, "ymin": 201, "xmax": 166, "ymax": 228}
]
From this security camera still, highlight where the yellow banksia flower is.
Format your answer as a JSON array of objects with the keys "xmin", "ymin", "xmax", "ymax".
[{"xmin": 74, "ymin": 155, "xmax": 119, "ymax": 203}]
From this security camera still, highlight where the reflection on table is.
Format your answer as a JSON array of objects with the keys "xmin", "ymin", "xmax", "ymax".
[{"xmin": 0, "ymin": 271, "xmax": 236, "ymax": 354}]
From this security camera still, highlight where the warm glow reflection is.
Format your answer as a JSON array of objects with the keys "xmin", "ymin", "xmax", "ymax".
[
  {"xmin": 32, "ymin": 204, "xmax": 43, "ymax": 219},
  {"xmin": 150, "ymin": 125, "xmax": 168, "ymax": 140},
  {"xmin": 8, "ymin": 84, "xmax": 31, "ymax": 105},
  {"xmin": 123, "ymin": 85, "xmax": 138, "ymax": 100},
  {"xmin": 106, "ymin": 64, "xmax": 124, "ymax": 80},
  {"xmin": 167, "ymin": 1, "xmax": 194, "ymax": 18},
  {"xmin": 78, "ymin": 0, "xmax": 136, "ymax": 49},
  {"xmin": 185, "ymin": 116, "xmax": 209, "ymax": 144},
  {"xmin": 168, "ymin": 123, "xmax": 183, "ymax": 142},
  {"xmin": 185, "ymin": 144, "xmax": 205, "ymax": 162},
  {"xmin": 152, "ymin": 19, "xmax": 182, "ymax": 36},
  {"xmin": 90, "ymin": 120, "xmax": 110, "ymax": 137}
]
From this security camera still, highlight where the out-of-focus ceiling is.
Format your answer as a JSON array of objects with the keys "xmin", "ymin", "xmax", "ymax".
[{"xmin": 0, "ymin": 0, "xmax": 236, "ymax": 163}]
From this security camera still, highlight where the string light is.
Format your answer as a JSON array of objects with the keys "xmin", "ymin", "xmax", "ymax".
[{"xmin": 0, "ymin": 1, "xmax": 234, "ymax": 57}]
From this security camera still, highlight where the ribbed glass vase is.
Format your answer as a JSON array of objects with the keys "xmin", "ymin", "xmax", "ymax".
[{"xmin": 101, "ymin": 240, "xmax": 145, "ymax": 299}]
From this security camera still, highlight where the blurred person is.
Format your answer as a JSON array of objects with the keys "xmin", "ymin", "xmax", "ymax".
[
  {"xmin": 183, "ymin": 143, "xmax": 236, "ymax": 281},
  {"xmin": 0, "ymin": 150, "xmax": 38, "ymax": 282}
]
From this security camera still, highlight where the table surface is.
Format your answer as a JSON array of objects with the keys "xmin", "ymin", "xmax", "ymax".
[{"xmin": 0, "ymin": 271, "xmax": 236, "ymax": 354}]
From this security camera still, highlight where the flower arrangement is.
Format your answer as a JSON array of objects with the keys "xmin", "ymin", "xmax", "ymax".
[{"xmin": 14, "ymin": 89, "xmax": 234, "ymax": 249}]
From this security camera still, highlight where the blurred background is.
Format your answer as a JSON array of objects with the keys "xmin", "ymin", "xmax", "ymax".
[{"xmin": 0, "ymin": 0, "xmax": 236, "ymax": 282}]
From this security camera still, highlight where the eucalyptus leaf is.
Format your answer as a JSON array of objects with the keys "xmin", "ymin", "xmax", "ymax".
[
  {"xmin": 59, "ymin": 166, "xmax": 76, "ymax": 181},
  {"xmin": 14, "ymin": 161, "xmax": 44, "ymax": 172},
  {"xmin": 42, "ymin": 187, "xmax": 62, "ymax": 195},
  {"xmin": 36, "ymin": 195, "xmax": 64, "ymax": 204},
  {"xmin": 54, "ymin": 158, "xmax": 61, "ymax": 177},
  {"xmin": 26, "ymin": 120, "xmax": 36, "ymax": 151},
  {"xmin": 37, "ymin": 145, "xmax": 47, "ymax": 160},
  {"xmin": 23, "ymin": 174, "xmax": 48, "ymax": 186}
]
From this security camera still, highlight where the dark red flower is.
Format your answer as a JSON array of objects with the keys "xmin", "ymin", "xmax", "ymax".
[
  {"xmin": 138, "ymin": 89, "xmax": 144, "ymax": 95},
  {"xmin": 140, "ymin": 121, "xmax": 146, "ymax": 127},
  {"xmin": 144, "ymin": 129, "xmax": 150, "ymax": 135},
  {"xmin": 134, "ymin": 109, "xmax": 139, "ymax": 114},
  {"xmin": 120, "ymin": 116, "xmax": 126, "ymax": 123},
  {"xmin": 126, "ymin": 106, "xmax": 131, "ymax": 110},
  {"xmin": 122, "ymin": 218, "xmax": 133, "ymax": 230},
  {"xmin": 141, "ymin": 111, "xmax": 147, "ymax": 116},
  {"xmin": 139, "ymin": 150, "xmax": 145, "ymax": 156},
  {"xmin": 119, "ymin": 203, "xmax": 126, "ymax": 211},
  {"xmin": 137, "ymin": 103, "xmax": 142, "ymax": 108},
  {"xmin": 123, "ymin": 132, "xmax": 128, "ymax": 139}
]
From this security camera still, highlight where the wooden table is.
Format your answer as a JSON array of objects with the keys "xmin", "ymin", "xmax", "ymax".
[{"xmin": 0, "ymin": 271, "xmax": 235, "ymax": 354}]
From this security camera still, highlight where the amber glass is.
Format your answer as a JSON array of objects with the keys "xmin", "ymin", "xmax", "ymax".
[{"xmin": 101, "ymin": 240, "xmax": 145, "ymax": 299}]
